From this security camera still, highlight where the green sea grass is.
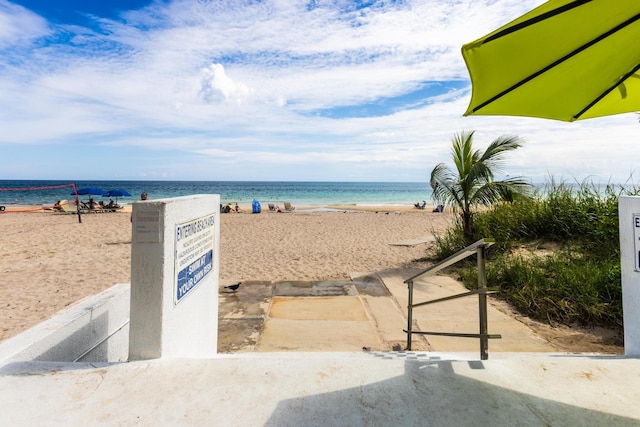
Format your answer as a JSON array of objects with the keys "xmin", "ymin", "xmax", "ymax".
[{"xmin": 430, "ymin": 179, "xmax": 640, "ymax": 329}]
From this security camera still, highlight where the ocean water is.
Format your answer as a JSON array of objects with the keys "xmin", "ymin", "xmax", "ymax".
[{"xmin": 0, "ymin": 180, "xmax": 432, "ymax": 207}]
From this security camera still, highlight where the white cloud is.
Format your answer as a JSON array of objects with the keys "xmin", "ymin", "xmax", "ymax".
[
  {"xmin": 0, "ymin": 0, "xmax": 49, "ymax": 48},
  {"xmin": 199, "ymin": 63, "xmax": 251, "ymax": 104},
  {"xmin": 2, "ymin": 0, "xmax": 635, "ymax": 183}
]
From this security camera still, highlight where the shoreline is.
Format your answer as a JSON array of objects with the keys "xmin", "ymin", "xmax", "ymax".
[
  {"xmin": 0, "ymin": 180, "xmax": 434, "ymax": 209},
  {"xmin": 1, "ymin": 202, "xmax": 444, "ymax": 215}
]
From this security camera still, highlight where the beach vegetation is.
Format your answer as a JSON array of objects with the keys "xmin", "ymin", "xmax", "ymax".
[
  {"xmin": 430, "ymin": 130, "xmax": 532, "ymax": 242},
  {"xmin": 431, "ymin": 179, "xmax": 638, "ymax": 330}
]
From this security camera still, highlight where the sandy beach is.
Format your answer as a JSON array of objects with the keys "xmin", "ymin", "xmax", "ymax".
[
  {"xmin": 0, "ymin": 205, "xmax": 451, "ymax": 343},
  {"xmin": 0, "ymin": 205, "xmax": 623, "ymax": 353}
]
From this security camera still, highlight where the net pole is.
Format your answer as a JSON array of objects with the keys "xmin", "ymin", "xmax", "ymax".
[{"xmin": 72, "ymin": 183, "xmax": 82, "ymax": 223}]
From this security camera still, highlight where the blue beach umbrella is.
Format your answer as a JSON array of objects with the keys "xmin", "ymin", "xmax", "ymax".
[
  {"xmin": 104, "ymin": 189, "xmax": 131, "ymax": 198},
  {"xmin": 103, "ymin": 189, "xmax": 131, "ymax": 204}
]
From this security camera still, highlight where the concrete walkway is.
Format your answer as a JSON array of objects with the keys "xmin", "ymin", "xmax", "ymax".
[
  {"xmin": 219, "ymin": 269, "xmax": 557, "ymax": 355},
  {"xmin": 218, "ymin": 275, "xmax": 411, "ymax": 353}
]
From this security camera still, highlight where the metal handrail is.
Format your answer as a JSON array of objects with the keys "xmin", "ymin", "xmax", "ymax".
[
  {"xmin": 405, "ymin": 238, "xmax": 494, "ymax": 282},
  {"xmin": 404, "ymin": 238, "xmax": 501, "ymax": 360}
]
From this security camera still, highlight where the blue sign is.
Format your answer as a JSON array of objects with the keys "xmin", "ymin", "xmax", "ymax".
[{"xmin": 176, "ymin": 250, "xmax": 213, "ymax": 302}]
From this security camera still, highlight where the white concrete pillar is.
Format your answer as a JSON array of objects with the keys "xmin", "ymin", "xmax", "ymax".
[
  {"xmin": 129, "ymin": 195, "xmax": 220, "ymax": 360},
  {"xmin": 619, "ymin": 196, "xmax": 640, "ymax": 356}
]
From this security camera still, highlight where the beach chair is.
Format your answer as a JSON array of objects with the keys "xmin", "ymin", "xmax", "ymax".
[
  {"xmin": 78, "ymin": 201, "xmax": 90, "ymax": 212},
  {"xmin": 60, "ymin": 200, "xmax": 78, "ymax": 214},
  {"xmin": 284, "ymin": 202, "xmax": 295, "ymax": 212},
  {"xmin": 81, "ymin": 201, "xmax": 102, "ymax": 213},
  {"xmin": 100, "ymin": 201, "xmax": 117, "ymax": 213},
  {"xmin": 103, "ymin": 200, "xmax": 122, "ymax": 212},
  {"xmin": 89, "ymin": 199, "xmax": 105, "ymax": 213},
  {"xmin": 268, "ymin": 203, "xmax": 276, "ymax": 212}
]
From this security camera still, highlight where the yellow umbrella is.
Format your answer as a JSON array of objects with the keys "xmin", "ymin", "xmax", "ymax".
[{"xmin": 462, "ymin": 0, "xmax": 640, "ymax": 121}]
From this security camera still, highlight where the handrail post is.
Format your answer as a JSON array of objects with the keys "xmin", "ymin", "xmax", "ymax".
[
  {"xmin": 403, "ymin": 238, "xmax": 498, "ymax": 359},
  {"xmin": 477, "ymin": 245, "xmax": 489, "ymax": 360},
  {"xmin": 406, "ymin": 279, "xmax": 414, "ymax": 350}
]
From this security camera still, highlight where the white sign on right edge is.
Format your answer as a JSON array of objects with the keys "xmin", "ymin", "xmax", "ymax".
[{"xmin": 634, "ymin": 214, "xmax": 640, "ymax": 272}]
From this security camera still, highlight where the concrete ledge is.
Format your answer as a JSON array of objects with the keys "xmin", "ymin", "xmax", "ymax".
[
  {"xmin": 0, "ymin": 283, "xmax": 130, "ymax": 365},
  {"xmin": 1, "ymin": 352, "xmax": 639, "ymax": 426}
]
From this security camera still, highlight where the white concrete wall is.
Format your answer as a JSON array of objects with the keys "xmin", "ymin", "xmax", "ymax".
[
  {"xmin": 0, "ymin": 283, "xmax": 130, "ymax": 365},
  {"xmin": 129, "ymin": 194, "xmax": 220, "ymax": 360},
  {"xmin": 619, "ymin": 196, "xmax": 640, "ymax": 356}
]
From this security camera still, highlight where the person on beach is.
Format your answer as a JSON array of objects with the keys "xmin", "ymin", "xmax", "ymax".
[
  {"xmin": 88, "ymin": 198, "xmax": 101, "ymax": 210},
  {"xmin": 131, "ymin": 192, "xmax": 148, "ymax": 222},
  {"xmin": 234, "ymin": 202, "xmax": 241, "ymax": 213},
  {"xmin": 105, "ymin": 199, "xmax": 121, "ymax": 209}
]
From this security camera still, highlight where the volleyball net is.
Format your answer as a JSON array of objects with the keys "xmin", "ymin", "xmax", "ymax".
[{"xmin": 0, "ymin": 183, "xmax": 80, "ymax": 214}]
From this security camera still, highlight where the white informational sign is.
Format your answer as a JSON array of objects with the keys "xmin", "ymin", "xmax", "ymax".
[
  {"xmin": 174, "ymin": 214, "xmax": 216, "ymax": 305},
  {"xmin": 634, "ymin": 214, "xmax": 640, "ymax": 272}
]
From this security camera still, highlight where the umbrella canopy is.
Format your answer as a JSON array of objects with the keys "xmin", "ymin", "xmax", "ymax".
[
  {"xmin": 103, "ymin": 189, "xmax": 131, "ymax": 205},
  {"xmin": 72, "ymin": 187, "xmax": 106, "ymax": 196},
  {"xmin": 462, "ymin": 0, "xmax": 640, "ymax": 122},
  {"xmin": 104, "ymin": 189, "xmax": 132, "ymax": 198}
]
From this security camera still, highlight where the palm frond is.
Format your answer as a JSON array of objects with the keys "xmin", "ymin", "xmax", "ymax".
[
  {"xmin": 480, "ymin": 135, "xmax": 525, "ymax": 172},
  {"xmin": 430, "ymin": 162, "xmax": 463, "ymax": 209},
  {"xmin": 452, "ymin": 131, "xmax": 475, "ymax": 178}
]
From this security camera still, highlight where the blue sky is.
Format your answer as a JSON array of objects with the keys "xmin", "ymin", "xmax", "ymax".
[{"xmin": 0, "ymin": 0, "xmax": 637, "ymax": 183}]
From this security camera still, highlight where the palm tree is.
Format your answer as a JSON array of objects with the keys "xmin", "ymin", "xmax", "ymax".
[{"xmin": 430, "ymin": 131, "xmax": 532, "ymax": 242}]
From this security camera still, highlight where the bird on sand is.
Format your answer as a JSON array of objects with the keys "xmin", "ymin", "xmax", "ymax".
[{"xmin": 224, "ymin": 282, "xmax": 241, "ymax": 292}]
